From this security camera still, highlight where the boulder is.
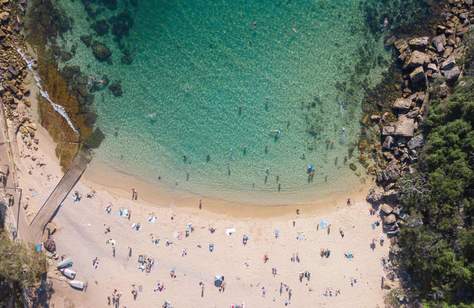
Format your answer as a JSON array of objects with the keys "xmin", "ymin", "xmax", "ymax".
[
  {"xmin": 440, "ymin": 57, "xmax": 456, "ymax": 70},
  {"xmin": 403, "ymin": 51, "xmax": 430, "ymax": 70},
  {"xmin": 378, "ymin": 161, "xmax": 401, "ymax": 183},
  {"xmin": 92, "ymin": 19, "xmax": 109, "ymax": 36},
  {"xmin": 367, "ymin": 187, "xmax": 383, "ymax": 204},
  {"xmin": 427, "ymin": 63, "xmax": 438, "ymax": 72},
  {"xmin": 432, "ymin": 34, "xmax": 446, "ymax": 53},
  {"xmin": 407, "ymin": 134, "xmax": 424, "ymax": 149},
  {"xmin": 393, "ymin": 39, "xmax": 408, "ymax": 53},
  {"xmin": 392, "ymin": 97, "xmax": 412, "ymax": 111},
  {"xmin": 382, "ymin": 189, "xmax": 400, "ymax": 203},
  {"xmin": 380, "ymin": 204, "xmax": 394, "ymax": 215},
  {"xmin": 91, "ymin": 41, "xmax": 112, "ymax": 62},
  {"xmin": 409, "ymin": 66, "xmax": 427, "ymax": 89},
  {"xmin": 394, "ymin": 115, "xmax": 416, "ymax": 137},
  {"xmin": 443, "ymin": 66, "xmax": 461, "ymax": 83},
  {"xmin": 0, "ymin": 11, "xmax": 9, "ymax": 22},
  {"xmin": 408, "ymin": 36, "xmax": 429, "ymax": 50},
  {"xmin": 80, "ymin": 35, "xmax": 92, "ymax": 47},
  {"xmin": 383, "ymin": 214, "xmax": 397, "ymax": 225},
  {"xmin": 382, "ymin": 125, "xmax": 396, "ymax": 136},
  {"xmin": 382, "ymin": 136, "xmax": 394, "ymax": 150}
]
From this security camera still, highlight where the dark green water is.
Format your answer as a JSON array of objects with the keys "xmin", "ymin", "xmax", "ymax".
[{"xmin": 55, "ymin": 0, "xmax": 392, "ymax": 204}]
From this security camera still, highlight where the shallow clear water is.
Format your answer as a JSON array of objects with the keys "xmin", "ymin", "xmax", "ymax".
[{"xmin": 55, "ymin": 0, "xmax": 390, "ymax": 204}]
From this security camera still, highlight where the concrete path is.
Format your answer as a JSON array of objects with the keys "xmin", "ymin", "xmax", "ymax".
[{"xmin": 29, "ymin": 150, "xmax": 90, "ymax": 243}]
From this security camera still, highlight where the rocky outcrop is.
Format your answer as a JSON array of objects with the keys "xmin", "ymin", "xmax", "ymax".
[{"xmin": 366, "ymin": 0, "xmax": 474, "ymax": 248}]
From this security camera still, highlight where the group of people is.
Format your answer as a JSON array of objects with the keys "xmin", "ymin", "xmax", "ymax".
[{"xmin": 70, "ymin": 190, "xmax": 388, "ymax": 307}]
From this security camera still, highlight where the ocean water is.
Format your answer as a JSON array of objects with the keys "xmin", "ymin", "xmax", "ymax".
[{"xmin": 54, "ymin": 0, "xmax": 391, "ymax": 204}]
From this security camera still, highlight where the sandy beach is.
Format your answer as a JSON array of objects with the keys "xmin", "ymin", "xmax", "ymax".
[{"xmin": 12, "ymin": 79, "xmax": 391, "ymax": 307}]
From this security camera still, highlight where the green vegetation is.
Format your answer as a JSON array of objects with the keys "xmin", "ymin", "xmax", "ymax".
[
  {"xmin": 0, "ymin": 231, "xmax": 47, "ymax": 307},
  {"xmin": 397, "ymin": 78, "xmax": 474, "ymax": 305}
]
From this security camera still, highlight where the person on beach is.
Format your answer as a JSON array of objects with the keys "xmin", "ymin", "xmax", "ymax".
[
  {"xmin": 263, "ymin": 254, "xmax": 269, "ymax": 263},
  {"xmin": 199, "ymin": 281, "xmax": 205, "ymax": 298},
  {"xmin": 128, "ymin": 247, "xmax": 132, "ymax": 258},
  {"xmin": 131, "ymin": 285, "xmax": 138, "ymax": 300},
  {"xmin": 92, "ymin": 257, "xmax": 99, "ymax": 269},
  {"xmin": 112, "ymin": 246, "xmax": 116, "ymax": 257},
  {"xmin": 347, "ymin": 198, "xmax": 351, "ymax": 206},
  {"xmin": 199, "ymin": 199, "xmax": 202, "ymax": 210}
]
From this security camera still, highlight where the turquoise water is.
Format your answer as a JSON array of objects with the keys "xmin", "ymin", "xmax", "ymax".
[{"xmin": 55, "ymin": 0, "xmax": 390, "ymax": 204}]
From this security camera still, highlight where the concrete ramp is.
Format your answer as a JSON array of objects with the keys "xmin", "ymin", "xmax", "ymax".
[{"xmin": 29, "ymin": 150, "xmax": 91, "ymax": 243}]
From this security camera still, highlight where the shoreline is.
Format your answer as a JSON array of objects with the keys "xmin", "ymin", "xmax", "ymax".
[{"xmin": 84, "ymin": 158, "xmax": 374, "ymax": 218}]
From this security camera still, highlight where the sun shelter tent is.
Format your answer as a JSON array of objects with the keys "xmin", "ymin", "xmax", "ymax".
[
  {"xmin": 319, "ymin": 219, "xmax": 329, "ymax": 229},
  {"xmin": 214, "ymin": 275, "xmax": 224, "ymax": 287}
]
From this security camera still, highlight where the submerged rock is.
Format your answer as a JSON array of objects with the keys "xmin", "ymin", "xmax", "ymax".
[
  {"xmin": 91, "ymin": 41, "xmax": 112, "ymax": 62},
  {"xmin": 92, "ymin": 19, "xmax": 110, "ymax": 36},
  {"xmin": 110, "ymin": 10, "xmax": 134, "ymax": 40},
  {"xmin": 80, "ymin": 35, "xmax": 93, "ymax": 47},
  {"xmin": 109, "ymin": 81, "xmax": 123, "ymax": 97}
]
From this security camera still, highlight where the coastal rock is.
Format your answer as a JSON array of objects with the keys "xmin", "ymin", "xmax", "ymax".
[
  {"xmin": 443, "ymin": 66, "xmax": 461, "ymax": 83},
  {"xmin": 394, "ymin": 115, "xmax": 416, "ymax": 137},
  {"xmin": 403, "ymin": 51, "xmax": 430, "ymax": 70},
  {"xmin": 432, "ymin": 34, "xmax": 446, "ymax": 53},
  {"xmin": 407, "ymin": 134, "xmax": 424, "ymax": 150},
  {"xmin": 392, "ymin": 97, "xmax": 412, "ymax": 111},
  {"xmin": 91, "ymin": 41, "xmax": 112, "ymax": 62},
  {"xmin": 409, "ymin": 66, "xmax": 427, "ymax": 89},
  {"xmin": 408, "ymin": 36, "xmax": 429, "ymax": 50}
]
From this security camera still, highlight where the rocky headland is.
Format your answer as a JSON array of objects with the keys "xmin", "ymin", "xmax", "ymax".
[{"xmin": 362, "ymin": 0, "xmax": 474, "ymax": 301}]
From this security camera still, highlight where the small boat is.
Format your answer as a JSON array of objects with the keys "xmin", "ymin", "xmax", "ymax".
[
  {"xmin": 60, "ymin": 268, "xmax": 76, "ymax": 280},
  {"xmin": 69, "ymin": 280, "xmax": 87, "ymax": 291},
  {"xmin": 57, "ymin": 258, "xmax": 73, "ymax": 269}
]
